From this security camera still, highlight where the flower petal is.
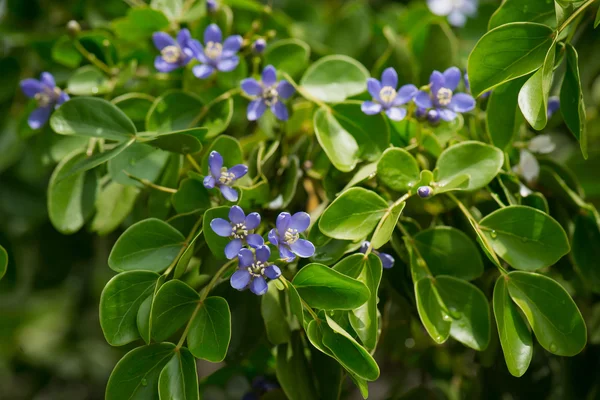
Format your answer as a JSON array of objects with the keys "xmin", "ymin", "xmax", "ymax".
[
  {"xmin": 430, "ymin": 70, "xmax": 445, "ymax": 94},
  {"xmin": 153, "ymin": 32, "xmax": 176, "ymax": 50},
  {"xmin": 203, "ymin": 175, "xmax": 216, "ymax": 189},
  {"xmin": 225, "ymin": 239, "xmax": 243, "ymax": 259},
  {"xmin": 265, "ymin": 265, "xmax": 281, "ymax": 280},
  {"xmin": 414, "ymin": 91, "xmax": 432, "ymax": 109},
  {"xmin": 385, "ymin": 107, "xmax": 407, "ymax": 121},
  {"xmin": 208, "ymin": 150, "xmax": 223, "ymax": 177},
  {"xmin": 245, "ymin": 212, "xmax": 261, "ymax": 230},
  {"xmin": 256, "ymin": 245, "xmax": 271, "ymax": 262},
  {"xmin": 155, "ymin": 57, "xmax": 180, "ymax": 73},
  {"xmin": 278, "ymin": 245, "xmax": 296, "ymax": 261},
  {"xmin": 443, "ymin": 67, "xmax": 462, "ymax": 91},
  {"xmin": 20, "ymin": 79, "xmax": 43, "ymax": 98},
  {"xmin": 379, "ymin": 252, "xmax": 395, "ymax": 269},
  {"xmin": 238, "ymin": 248, "xmax": 254, "ymax": 267},
  {"xmin": 290, "ymin": 239, "xmax": 315, "ymax": 258},
  {"xmin": 438, "ymin": 108, "xmax": 457, "ymax": 121},
  {"xmin": 193, "ymin": 64, "xmax": 215, "ymax": 79},
  {"xmin": 449, "ymin": 93, "xmax": 475, "ymax": 112},
  {"xmin": 262, "ymin": 65, "xmax": 277, "ymax": 87},
  {"xmin": 447, "ymin": 10, "xmax": 467, "ymax": 27},
  {"xmin": 241, "ymin": 78, "xmax": 262, "ymax": 96},
  {"xmin": 230, "ymin": 269, "xmax": 251, "ymax": 290},
  {"xmin": 220, "ymin": 185, "xmax": 239, "ymax": 202},
  {"xmin": 268, "ymin": 229, "xmax": 279, "ymax": 246},
  {"xmin": 177, "ymin": 28, "xmax": 192, "ymax": 46},
  {"xmin": 229, "ymin": 164, "xmax": 248, "ymax": 179},
  {"xmin": 250, "ymin": 276, "xmax": 268, "ymax": 295},
  {"xmin": 40, "ymin": 72, "xmax": 56, "ymax": 88},
  {"xmin": 247, "ymin": 99, "xmax": 267, "ymax": 121},
  {"xmin": 361, "ymin": 101, "xmax": 382, "ymax": 115},
  {"xmin": 367, "ymin": 78, "xmax": 382, "ymax": 101},
  {"xmin": 56, "ymin": 91, "xmax": 70, "ymax": 106},
  {"xmin": 247, "ymin": 234, "xmax": 264, "ymax": 248},
  {"xmin": 229, "ymin": 205, "xmax": 245, "ymax": 224},
  {"xmin": 394, "ymin": 84, "xmax": 418, "ymax": 105},
  {"xmin": 271, "ymin": 102, "xmax": 289, "ymax": 121},
  {"xmin": 28, "ymin": 106, "xmax": 51, "ymax": 129},
  {"xmin": 277, "ymin": 80, "xmax": 295, "ymax": 99},
  {"xmin": 427, "ymin": 0, "xmax": 453, "ymax": 16},
  {"xmin": 217, "ymin": 56, "xmax": 239, "ymax": 72},
  {"xmin": 276, "ymin": 212, "xmax": 291, "ymax": 234},
  {"xmin": 381, "ymin": 67, "xmax": 398, "ymax": 89},
  {"xmin": 290, "ymin": 212, "xmax": 310, "ymax": 232},
  {"xmin": 211, "ymin": 218, "xmax": 232, "ymax": 237},
  {"xmin": 204, "ymin": 24, "xmax": 222, "ymax": 44},
  {"xmin": 223, "ymin": 35, "xmax": 243, "ymax": 56}
]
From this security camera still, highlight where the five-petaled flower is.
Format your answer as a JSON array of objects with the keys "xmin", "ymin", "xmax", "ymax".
[
  {"xmin": 268, "ymin": 212, "xmax": 315, "ymax": 261},
  {"xmin": 152, "ymin": 29, "xmax": 199, "ymax": 73},
  {"xmin": 20, "ymin": 72, "xmax": 69, "ymax": 129},
  {"xmin": 231, "ymin": 245, "xmax": 281, "ymax": 295},
  {"xmin": 427, "ymin": 0, "xmax": 477, "ymax": 27},
  {"xmin": 203, "ymin": 150, "xmax": 248, "ymax": 202},
  {"xmin": 211, "ymin": 206, "xmax": 264, "ymax": 259},
  {"xmin": 241, "ymin": 65, "xmax": 295, "ymax": 121},
  {"xmin": 414, "ymin": 67, "xmax": 475, "ymax": 122},
  {"xmin": 193, "ymin": 24, "xmax": 243, "ymax": 79},
  {"xmin": 359, "ymin": 241, "xmax": 395, "ymax": 269},
  {"xmin": 362, "ymin": 67, "xmax": 417, "ymax": 121}
]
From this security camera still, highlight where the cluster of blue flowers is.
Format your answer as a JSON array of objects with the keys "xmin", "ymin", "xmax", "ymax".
[{"xmin": 362, "ymin": 66, "xmax": 475, "ymax": 124}]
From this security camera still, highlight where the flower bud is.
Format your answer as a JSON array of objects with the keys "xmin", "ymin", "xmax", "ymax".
[
  {"xmin": 207, "ymin": 0, "xmax": 218, "ymax": 12},
  {"xmin": 417, "ymin": 186, "xmax": 432, "ymax": 198},
  {"xmin": 66, "ymin": 20, "xmax": 81, "ymax": 37},
  {"xmin": 426, "ymin": 109, "xmax": 440, "ymax": 124},
  {"xmin": 252, "ymin": 38, "xmax": 266, "ymax": 54}
]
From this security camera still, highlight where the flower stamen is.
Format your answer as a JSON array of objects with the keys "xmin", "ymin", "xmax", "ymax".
[
  {"xmin": 379, "ymin": 86, "xmax": 397, "ymax": 104},
  {"xmin": 231, "ymin": 223, "xmax": 248, "ymax": 239},
  {"xmin": 437, "ymin": 87, "xmax": 453, "ymax": 106},
  {"xmin": 161, "ymin": 45, "xmax": 181, "ymax": 63},
  {"xmin": 262, "ymin": 86, "xmax": 279, "ymax": 106},
  {"xmin": 248, "ymin": 261, "xmax": 266, "ymax": 277},
  {"xmin": 205, "ymin": 41, "xmax": 223, "ymax": 60},
  {"xmin": 219, "ymin": 167, "xmax": 236, "ymax": 185},
  {"xmin": 284, "ymin": 228, "xmax": 299, "ymax": 245}
]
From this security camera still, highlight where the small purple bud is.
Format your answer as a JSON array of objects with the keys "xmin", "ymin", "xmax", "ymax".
[
  {"xmin": 417, "ymin": 186, "xmax": 432, "ymax": 198},
  {"xmin": 207, "ymin": 0, "xmax": 218, "ymax": 12},
  {"xmin": 426, "ymin": 109, "xmax": 440, "ymax": 124},
  {"xmin": 415, "ymin": 107, "xmax": 427, "ymax": 120},
  {"xmin": 252, "ymin": 38, "xmax": 266, "ymax": 54}
]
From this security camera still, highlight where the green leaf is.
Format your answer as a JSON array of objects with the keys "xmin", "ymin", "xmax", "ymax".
[
  {"xmin": 150, "ymin": 0, "xmax": 183, "ymax": 19},
  {"xmin": 313, "ymin": 107, "xmax": 359, "ymax": 172},
  {"xmin": 310, "ymin": 341, "xmax": 344, "ymax": 400},
  {"xmin": 467, "ymin": 23, "xmax": 554, "ymax": 97},
  {"xmin": 507, "ymin": 271, "xmax": 586, "ymax": 356},
  {"xmin": 319, "ymin": 187, "xmax": 388, "ymax": 240},
  {"xmin": 370, "ymin": 201, "xmax": 405, "ymax": 249},
  {"xmin": 343, "ymin": 162, "xmax": 377, "ymax": 191},
  {"xmin": 100, "ymin": 271, "xmax": 160, "ymax": 346},
  {"xmin": 276, "ymin": 331, "xmax": 318, "ymax": 400},
  {"xmin": 108, "ymin": 143, "xmax": 169, "ymax": 187},
  {"xmin": 151, "ymin": 280, "xmax": 200, "ymax": 341},
  {"xmin": 113, "ymin": 93, "xmax": 155, "ymax": 131},
  {"xmin": 174, "ymin": 228, "xmax": 202, "ymax": 279},
  {"xmin": 308, "ymin": 218, "xmax": 362, "ymax": 265},
  {"xmin": 436, "ymin": 276, "xmax": 491, "ymax": 351},
  {"xmin": 0, "ymin": 245, "xmax": 7, "ymax": 281},
  {"xmin": 572, "ymin": 213, "xmax": 600, "ymax": 293},
  {"xmin": 300, "ymin": 55, "xmax": 369, "ymax": 103},
  {"xmin": 200, "ymin": 135, "xmax": 244, "ymax": 178},
  {"xmin": 106, "ymin": 343, "xmax": 175, "ymax": 400},
  {"xmin": 376, "ymin": 148, "xmax": 420, "ymax": 192},
  {"xmin": 158, "ymin": 348, "xmax": 199, "ymax": 400},
  {"xmin": 109, "ymin": 218, "xmax": 185, "ymax": 273},
  {"xmin": 267, "ymin": 156, "xmax": 301, "ymax": 209},
  {"xmin": 413, "ymin": 227, "xmax": 484, "ymax": 280},
  {"xmin": 486, "ymin": 77, "xmax": 527, "ymax": 150},
  {"xmin": 435, "ymin": 141, "xmax": 504, "ymax": 192},
  {"xmin": 145, "ymin": 128, "xmax": 207, "ymax": 154},
  {"xmin": 137, "ymin": 276, "xmax": 165, "ymax": 344},
  {"xmin": 418, "ymin": 23, "xmax": 457, "ymax": 85},
  {"xmin": 51, "ymin": 97, "xmax": 136, "ymax": 140},
  {"xmin": 91, "ymin": 182, "xmax": 140, "ymax": 235},
  {"xmin": 493, "ymin": 277, "xmax": 533, "ymax": 377},
  {"xmin": 560, "ymin": 43, "xmax": 587, "ymax": 159},
  {"xmin": 264, "ymin": 38, "xmax": 311, "ymax": 78},
  {"xmin": 48, "ymin": 150, "xmax": 97, "ymax": 234},
  {"xmin": 238, "ymin": 180, "xmax": 270, "ymax": 210},
  {"xmin": 595, "ymin": 6, "xmax": 600, "ymax": 28},
  {"xmin": 322, "ymin": 315, "xmax": 380, "ymax": 381},
  {"xmin": 203, "ymin": 207, "xmax": 230, "ymax": 260},
  {"xmin": 261, "ymin": 282, "xmax": 291, "ymax": 345},
  {"xmin": 172, "ymin": 178, "xmax": 211, "ymax": 214},
  {"xmin": 67, "ymin": 65, "xmax": 111, "ymax": 95},
  {"xmin": 52, "ymin": 36, "xmax": 83, "ymax": 68},
  {"xmin": 414, "ymin": 277, "xmax": 451, "ymax": 343},
  {"xmin": 292, "ymin": 263, "xmax": 370, "ymax": 310},
  {"xmin": 287, "ymin": 283, "xmax": 304, "ymax": 327},
  {"xmin": 479, "ymin": 206, "xmax": 570, "ymax": 271},
  {"xmin": 112, "ymin": 8, "xmax": 170, "ymax": 41},
  {"xmin": 488, "ymin": 0, "xmax": 555, "ymax": 29},
  {"xmin": 518, "ymin": 42, "xmax": 555, "ymax": 130},
  {"xmin": 188, "ymin": 296, "xmax": 231, "ymax": 362}
]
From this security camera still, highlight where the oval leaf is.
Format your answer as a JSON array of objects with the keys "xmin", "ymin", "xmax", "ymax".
[
  {"xmin": 276, "ymin": 331, "xmax": 318, "ymax": 400},
  {"xmin": 151, "ymin": 280, "xmax": 200, "ymax": 341},
  {"xmin": 414, "ymin": 277, "xmax": 451, "ymax": 343},
  {"xmin": 265, "ymin": 38, "xmax": 311, "ymax": 78},
  {"xmin": 313, "ymin": 107, "xmax": 359, "ymax": 173},
  {"xmin": 377, "ymin": 148, "xmax": 420, "ymax": 192},
  {"xmin": 188, "ymin": 296, "xmax": 231, "ymax": 362},
  {"xmin": 158, "ymin": 348, "xmax": 199, "ymax": 400},
  {"xmin": 560, "ymin": 43, "xmax": 587, "ymax": 158},
  {"xmin": 300, "ymin": 55, "xmax": 369, "ymax": 103},
  {"xmin": 518, "ymin": 42, "xmax": 555, "ymax": 131}
]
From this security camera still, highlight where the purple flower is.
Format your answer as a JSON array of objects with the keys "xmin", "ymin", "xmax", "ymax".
[
  {"xmin": 153, "ymin": 29, "xmax": 200, "ymax": 73},
  {"xmin": 417, "ymin": 186, "xmax": 433, "ymax": 198},
  {"xmin": 193, "ymin": 24, "xmax": 242, "ymax": 79},
  {"xmin": 210, "ymin": 206, "xmax": 264, "ymax": 259},
  {"xmin": 414, "ymin": 67, "xmax": 475, "ymax": 122},
  {"xmin": 252, "ymin": 38, "xmax": 266, "ymax": 54},
  {"xmin": 231, "ymin": 245, "xmax": 281, "ymax": 295},
  {"xmin": 359, "ymin": 241, "xmax": 395, "ymax": 269},
  {"xmin": 268, "ymin": 212, "xmax": 315, "ymax": 261},
  {"xmin": 362, "ymin": 67, "xmax": 417, "ymax": 121},
  {"xmin": 464, "ymin": 72, "xmax": 490, "ymax": 99},
  {"xmin": 20, "ymin": 72, "xmax": 69, "ymax": 129},
  {"xmin": 547, "ymin": 96, "xmax": 560, "ymax": 118},
  {"xmin": 241, "ymin": 65, "xmax": 295, "ymax": 121},
  {"xmin": 203, "ymin": 151, "xmax": 247, "ymax": 202},
  {"xmin": 427, "ymin": 0, "xmax": 477, "ymax": 27},
  {"xmin": 207, "ymin": 0, "xmax": 218, "ymax": 12}
]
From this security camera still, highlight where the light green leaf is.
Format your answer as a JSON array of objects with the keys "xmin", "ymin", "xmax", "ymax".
[
  {"xmin": 377, "ymin": 148, "xmax": 420, "ymax": 192},
  {"xmin": 261, "ymin": 282, "xmax": 291, "ymax": 345},
  {"xmin": 300, "ymin": 55, "xmax": 369, "ymax": 103},
  {"xmin": 112, "ymin": 8, "xmax": 170, "ymax": 41},
  {"xmin": 518, "ymin": 42, "xmax": 555, "ymax": 130},
  {"xmin": 145, "ymin": 128, "xmax": 206, "ymax": 154},
  {"xmin": 560, "ymin": 43, "xmax": 587, "ymax": 159},
  {"xmin": 287, "ymin": 283, "xmax": 304, "ymax": 327},
  {"xmin": 370, "ymin": 201, "xmax": 405, "ymax": 249},
  {"xmin": 158, "ymin": 348, "xmax": 199, "ymax": 400},
  {"xmin": 188, "ymin": 296, "xmax": 231, "ymax": 362},
  {"xmin": 276, "ymin": 331, "xmax": 318, "ymax": 400},
  {"xmin": 486, "ymin": 77, "xmax": 527, "ymax": 150},
  {"xmin": 265, "ymin": 39, "xmax": 311, "ymax": 78},
  {"xmin": 174, "ymin": 228, "xmax": 202, "ymax": 279},
  {"xmin": 488, "ymin": 0, "xmax": 555, "ymax": 29},
  {"xmin": 343, "ymin": 162, "xmax": 377, "ymax": 191},
  {"xmin": 91, "ymin": 182, "xmax": 140, "ymax": 235},
  {"xmin": 151, "ymin": 280, "xmax": 200, "ymax": 341},
  {"xmin": 150, "ymin": 0, "xmax": 183, "ymax": 19},
  {"xmin": 108, "ymin": 143, "xmax": 170, "ymax": 187},
  {"xmin": 313, "ymin": 107, "xmax": 359, "ymax": 172},
  {"xmin": 414, "ymin": 277, "xmax": 451, "ymax": 343},
  {"xmin": 67, "ymin": 65, "xmax": 111, "ymax": 95}
]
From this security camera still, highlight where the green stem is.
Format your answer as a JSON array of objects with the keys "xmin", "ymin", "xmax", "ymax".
[
  {"xmin": 123, "ymin": 171, "xmax": 177, "ymax": 193},
  {"xmin": 163, "ymin": 218, "xmax": 204, "ymax": 276},
  {"xmin": 557, "ymin": 0, "xmax": 597, "ymax": 33},
  {"xmin": 187, "ymin": 88, "xmax": 241, "ymax": 129},
  {"xmin": 279, "ymin": 276, "xmax": 320, "ymax": 322},
  {"xmin": 72, "ymin": 38, "xmax": 114, "ymax": 76},
  {"xmin": 280, "ymin": 72, "xmax": 331, "ymax": 111},
  {"xmin": 186, "ymin": 154, "xmax": 202, "ymax": 173},
  {"xmin": 364, "ymin": 192, "xmax": 412, "ymax": 257},
  {"xmin": 396, "ymin": 221, "xmax": 434, "ymax": 278}
]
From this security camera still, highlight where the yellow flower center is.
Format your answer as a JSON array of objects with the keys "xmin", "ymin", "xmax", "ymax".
[
  {"xmin": 219, "ymin": 167, "xmax": 235, "ymax": 185},
  {"xmin": 231, "ymin": 223, "xmax": 248, "ymax": 239},
  {"xmin": 437, "ymin": 88, "xmax": 453, "ymax": 106},
  {"xmin": 205, "ymin": 41, "xmax": 223, "ymax": 60},
  {"xmin": 248, "ymin": 261, "xmax": 266, "ymax": 277},
  {"xmin": 284, "ymin": 228, "xmax": 299, "ymax": 245},
  {"xmin": 263, "ymin": 86, "xmax": 279, "ymax": 106},
  {"xmin": 161, "ymin": 45, "xmax": 181, "ymax": 63},
  {"xmin": 379, "ymin": 86, "xmax": 397, "ymax": 104}
]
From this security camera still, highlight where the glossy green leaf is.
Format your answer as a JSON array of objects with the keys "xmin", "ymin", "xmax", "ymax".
[
  {"xmin": 479, "ymin": 206, "xmax": 570, "ymax": 271},
  {"xmin": 414, "ymin": 277, "xmax": 451, "ymax": 343},
  {"xmin": 310, "ymin": 340, "xmax": 344, "ymax": 400},
  {"xmin": 308, "ymin": 218, "xmax": 362, "ymax": 265},
  {"xmin": 100, "ymin": 271, "xmax": 160, "ymax": 346},
  {"xmin": 112, "ymin": 8, "xmax": 170, "ymax": 41},
  {"xmin": 145, "ymin": 128, "xmax": 206, "ymax": 154},
  {"xmin": 313, "ymin": 107, "xmax": 359, "ymax": 172},
  {"xmin": 261, "ymin": 282, "xmax": 291, "ymax": 345},
  {"xmin": 267, "ymin": 156, "xmax": 301, "ymax": 209},
  {"xmin": 108, "ymin": 143, "xmax": 169, "ymax": 187},
  {"xmin": 488, "ymin": 0, "xmax": 555, "ymax": 29},
  {"xmin": 418, "ymin": 23, "xmax": 457, "ymax": 84},
  {"xmin": 370, "ymin": 201, "xmax": 405, "ymax": 250},
  {"xmin": 172, "ymin": 178, "xmax": 211, "ymax": 214},
  {"xmin": 67, "ymin": 65, "xmax": 111, "ymax": 95},
  {"xmin": 343, "ymin": 162, "xmax": 377, "ymax": 191},
  {"xmin": 292, "ymin": 263, "xmax": 370, "ymax": 310},
  {"xmin": 51, "ymin": 97, "xmax": 136, "ymax": 140},
  {"xmin": 507, "ymin": 271, "xmax": 586, "ymax": 356},
  {"xmin": 276, "ymin": 331, "xmax": 318, "ymax": 400},
  {"xmin": 137, "ymin": 276, "xmax": 165, "ymax": 344},
  {"xmin": 0, "ymin": 245, "xmax": 7, "ymax": 281},
  {"xmin": 377, "ymin": 148, "xmax": 420, "ymax": 192},
  {"xmin": 493, "ymin": 277, "xmax": 533, "ymax": 377},
  {"xmin": 467, "ymin": 23, "xmax": 554, "ymax": 97},
  {"xmin": 319, "ymin": 187, "xmax": 388, "ymax": 240},
  {"xmin": 91, "ymin": 182, "xmax": 140, "ymax": 235},
  {"xmin": 188, "ymin": 296, "xmax": 231, "ymax": 362},
  {"xmin": 518, "ymin": 42, "xmax": 555, "ymax": 130},
  {"xmin": 203, "ymin": 207, "xmax": 230, "ymax": 260},
  {"xmin": 238, "ymin": 180, "xmax": 270, "ymax": 210},
  {"xmin": 413, "ymin": 227, "xmax": 484, "ymax": 280},
  {"xmin": 265, "ymin": 38, "xmax": 311, "ymax": 78},
  {"xmin": 113, "ymin": 93, "xmax": 155, "ymax": 131},
  {"xmin": 287, "ymin": 283, "xmax": 304, "ymax": 327},
  {"xmin": 158, "ymin": 348, "xmax": 199, "ymax": 400},
  {"xmin": 300, "ymin": 55, "xmax": 369, "ymax": 103},
  {"xmin": 486, "ymin": 77, "xmax": 527, "ymax": 150},
  {"xmin": 151, "ymin": 280, "xmax": 200, "ymax": 341},
  {"xmin": 561, "ymin": 43, "xmax": 587, "ymax": 158},
  {"xmin": 436, "ymin": 276, "xmax": 490, "ymax": 351},
  {"xmin": 572, "ymin": 213, "xmax": 600, "ymax": 293},
  {"xmin": 435, "ymin": 141, "xmax": 504, "ymax": 192},
  {"xmin": 105, "ymin": 343, "xmax": 175, "ymax": 400},
  {"xmin": 109, "ymin": 218, "xmax": 185, "ymax": 273}
]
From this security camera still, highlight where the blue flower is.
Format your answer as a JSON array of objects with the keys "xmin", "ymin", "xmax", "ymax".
[
  {"xmin": 362, "ymin": 67, "xmax": 417, "ymax": 121},
  {"xmin": 252, "ymin": 38, "xmax": 266, "ymax": 54},
  {"xmin": 547, "ymin": 96, "xmax": 560, "ymax": 118},
  {"xmin": 20, "ymin": 72, "xmax": 69, "ymax": 129},
  {"xmin": 193, "ymin": 24, "xmax": 243, "ymax": 79},
  {"xmin": 359, "ymin": 241, "xmax": 395, "ymax": 269},
  {"xmin": 152, "ymin": 29, "xmax": 200, "ymax": 73},
  {"xmin": 241, "ymin": 65, "xmax": 295, "ymax": 121},
  {"xmin": 268, "ymin": 212, "xmax": 315, "ymax": 261},
  {"xmin": 414, "ymin": 67, "xmax": 475, "ymax": 122},
  {"xmin": 206, "ymin": 0, "xmax": 218, "ymax": 12},
  {"xmin": 417, "ymin": 186, "xmax": 433, "ymax": 198},
  {"xmin": 427, "ymin": 0, "xmax": 477, "ymax": 27},
  {"xmin": 203, "ymin": 150, "xmax": 248, "ymax": 202},
  {"xmin": 210, "ymin": 206, "xmax": 264, "ymax": 259},
  {"xmin": 231, "ymin": 245, "xmax": 281, "ymax": 295},
  {"xmin": 464, "ymin": 72, "xmax": 490, "ymax": 99}
]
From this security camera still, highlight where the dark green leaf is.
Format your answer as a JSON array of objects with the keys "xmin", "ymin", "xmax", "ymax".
[
  {"xmin": 108, "ymin": 143, "xmax": 169, "ymax": 187},
  {"xmin": 261, "ymin": 282, "xmax": 291, "ymax": 345},
  {"xmin": 377, "ymin": 148, "xmax": 420, "ymax": 192},
  {"xmin": 560, "ymin": 43, "xmax": 587, "ymax": 158},
  {"xmin": 488, "ymin": 0, "xmax": 555, "ymax": 29},
  {"xmin": 310, "ymin": 341, "xmax": 344, "ymax": 400},
  {"xmin": 158, "ymin": 348, "xmax": 199, "ymax": 400},
  {"xmin": 113, "ymin": 93, "xmax": 155, "ymax": 131},
  {"xmin": 91, "ymin": 183, "xmax": 140, "ymax": 235},
  {"xmin": 572, "ymin": 213, "xmax": 600, "ymax": 293},
  {"xmin": 486, "ymin": 77, "xmax": 527, "ymax": 150},
  {"xmin": 276, "ymin": 331, "xmax": 318, "ymax": 400},
  {"xmin": 0, "ymin": 245, "xmax": 7, "ymax": 281},
  {"xmin": 267, "ymin": 156, "xmax": 301, "ymax": 209},
  {"xmin": 313, "ymin": 107, "xmax": 359, "ymax": 172},
  {"xmin": 518, "ymin": 42, "xmax": 555, "ymax": 130},
  {"xmin": 188, "ymin": 296, "xmax": 231, "ymax": 362},
  {"xmin": 418, "ymin": 23, "xmax": 457, "ymax": 85},
  {"xmin": 414, "ymin": 277, "xmax": 451, "ymax": 343},
  {"xmin": 137, "ymin": 276, "xmax": 165, "ymax": 344},
  {"xmin": 300, "ymin": 55, "xmax": 369, "ymax": 103},
  {"xmin": 287, "ymin": 283, "xmax": 304, "ymax": 328},
  {"xmin": 265, "ymin": 39, "xmax": 311, "ymax": 78},
  {"xmin": 151, "ymin": 280, "xmax": 200, "ymax": 341},
  {"xmin": 172, "ymin": 178, "xmax": 211, "ymax": 214}
]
